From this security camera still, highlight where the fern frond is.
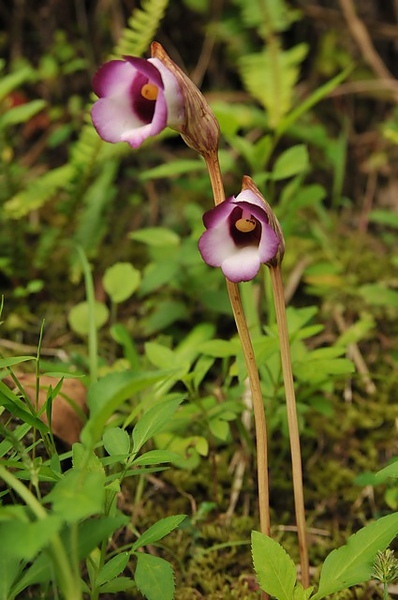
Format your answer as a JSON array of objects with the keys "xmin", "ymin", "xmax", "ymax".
[
  {"xmin": 113, "ymin": 0, "xmax": 170, "ymax": 58},
  {"xmin": 239, "ymin": 43, "xmax": 308, "ymax": 129},
  {"xmin": 3, "ymin": 165, "xmax": 74, "ymax": 219}
]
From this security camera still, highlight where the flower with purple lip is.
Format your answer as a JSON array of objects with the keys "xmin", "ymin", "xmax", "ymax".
[
  {"xmin": 198, "ymin": 187, "xmax": 282, "ymax": 283},
  {"xmin": 91, "ymin": 56, "xmax": 185, "ymax": 148}
]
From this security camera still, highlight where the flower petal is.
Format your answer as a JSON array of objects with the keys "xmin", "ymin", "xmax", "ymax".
[
  {"xmin": 221, "ymin": 247, "xmax": 261, "ymax": 282},
  {"xmin": 202, "ymin": 197, "xmax": 235, "ymax": 229},
  {"xmin": 93, "ymin": 60, "xmax": 136, "ymax": 98},
  {"xmin": 258, "ymin": 222, "xmax": 280, "ymax": 263},
  {"xmin": 198, "ymin": 223, "xmax": 235, "ymax": 267}
]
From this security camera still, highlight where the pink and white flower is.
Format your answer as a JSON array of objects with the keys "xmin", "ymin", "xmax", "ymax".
[
  {"xmin": 91, "ymin": 56, "xmax": 185, "ymax": 148},
  {"xmin": 198, "ymin": 189, "xmax": 281, "ymax": 283}
]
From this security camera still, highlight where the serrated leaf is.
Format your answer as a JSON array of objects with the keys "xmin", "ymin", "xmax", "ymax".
[
  {"xmin": 135, "ymin": 553, "xmax": 175, "ymax": 600},
  {"xmin": 132, "ymin": 514, "xmax": 186, "ymax": 552},
  {"xmin": 252, "ymin": 531, "xmax": 297, "ymax": 600},
  {"xmin": 312, "ymin": 513, "xmax": 398, "ymax": 599}
]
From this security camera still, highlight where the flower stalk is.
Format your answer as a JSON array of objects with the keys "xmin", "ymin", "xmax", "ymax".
[
  {"xmin": 205, "ymin": 150, "xmax": 271, "ymax": 538},
  {"xmin": 269, "ymin": 264, "xmax": 309, "ymax": 588}
]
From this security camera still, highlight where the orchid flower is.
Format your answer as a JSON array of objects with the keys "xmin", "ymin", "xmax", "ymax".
[
  {"xmin": 198, "ymin": 184, "xmax": 283, "ymax": 283},
  {"xmin": 91, "ymin": 55, "xmax": 185, "ymax": 148}
]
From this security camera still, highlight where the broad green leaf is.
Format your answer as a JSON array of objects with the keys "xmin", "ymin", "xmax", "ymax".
[
  {"xmin": 272, "ymin": 145, "xmax": 309, "ymax": 180},
  {"xmin": 132, "ymin": 397, "xmax": 182, "ymax": 454},
  {"xmin": 45, "ymin": 469, "xmax": 105, "ymax": 522},
  {"xmin": 145, "ymin": 342, "xmax": 176, "ymax": 369},
  {"xmin": 10, "ymin": 516, "xmax": 128, "ymax": 596},
  {"xmin": 68, "ymin": 301, "xmax": 109, "ymax": 336},
  {"xmin": 135, "ymin": 553, "xmax": 175, "ymax": 600},
  {"xmin": 0, "ymin": 550, "xmax": 21, "ymax": 599},
  {"xmin": 103, "ymin": 262, "xmax": 141, "ymax": 303},
  {"xmin": 376, "ymin": 461, "xmax": 398, "ymax": 481},
  {"xmin": 132, "ymin": 514, "xmax": 186, "ymax": 552},
  {"xmin": 130, "ymin": 227, "xmax": 180, "ymax": 247},
  {"xmin": 96, "ymin": 552, "xmax": 129, "ymax": 586},
  {"xmin": 252, "ymin": 531, "xmax": 297, "ymax": 600},
  {"xmin": 103, "ymin": 427, "xmax": 130, "ymax": 458},
  {"xmin": 132, "ymin": 449, "xmax": 180, "ymax": 466},
  {"xmin": 82, "ymin": 370, "xmax": 173, "ymax": 446},
  {"xmin": 0, "ymin": 516, "xmax": 62, "ymax": 560},
  {"xmin": 198, "ymin": 339, "xmax": 240, "ymax": 358},
  {"xmin": 312, "ymin": 513, "xmax": 398, "ymax": 599}
]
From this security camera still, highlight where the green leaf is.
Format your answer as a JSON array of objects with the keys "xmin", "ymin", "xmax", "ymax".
[
  {"xmin": 135, "ymin": 553, "xmax": 175, "ymax": 600},
  {"xmin": 131, "ymin": 449, "xmax": 180, "ymax": 466},
  {"xmin": 145, "ymin": 342, "xmax": 176, "ymax": 369},
  {"xmin": 129, "ymin": 227, "xmax": 180, "ymax": 247},
  {"xmin": 4, "ymin": 164, "xmax": 75, "ymax": 219},
  {"xmin": 198, "ymin": 338, "xmax": 240, "ymax": 358},
  {"xmin": 103, "ymin": 427, "xmax": 130, "ymax": 458},
  {"xmin": 276, "ymin": 65, "xmax": 352, "ymax": 137},
  {"xmin": 45, "ymin": 469, "xmax": 106, "ymax": 522},
  {"xmin": 0, "ymin": 99, "xmax": 46, "ymax": 128},
  {"xmin": 103, "ymin": 262, "xmax": 141, "ymax": 303},
  {"xmin": 0, "ymin": 550, "xmax": 21, "ymax": 600},
  {"xmin": 82, "ymin": 370, "xmax": 172, "ymax": 446},
  {"xmin": 369, "ymin": 209, "xmax": 398, "ymax": 229},
  {"xmin": 359, "ymin": 284, "xmax": 398, "ymax": 309},
  {"xmin": 0, "ymin": 65, "xmax": 36, "ymax": 102},
  {"xmin": 0, "ymin": 356, "xmax": 36, "ymax": 368},
  {"xmin": 132, "ymin": 397, "xmax": 182, "ymax": 454},
  {"xmin": 272, "ymin": 145, "xmax": 309, "ymax": 180},
  {"xmin": 132, "ymin": 514, "xmax": 186, "ymax": 552},
  {"xmin": 96, "ymin": 552, "xmax": 129, "ymax": 586},
  {"xmin": 99, "ymin": 576, "xmax": 136, "ymax": 593},
  {"xmin": 139, "ymin": 159, "xmax": 205, "ymax": 180},
  {"xmin": 68, "ymin": 301, "xmax": 109, "ymax": 336},
  {"xmin": 252, "ymin": 531, "xmax": 297, "ymax": 600},
  {"xmin": 376, "ymin": 461, "xmax": 398, "ymax": 481},
  {"xmin": 0, "ymin": 516, "xmax": 63, "ymax": 560},
  {"xmin": 312, "ymin": 513, "xmax": 398, "ymax": 599}
]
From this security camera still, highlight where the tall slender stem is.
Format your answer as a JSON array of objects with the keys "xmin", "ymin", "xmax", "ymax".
[
  {"xmin": 269, "ymin": 264, "xmax": 309, "ymax": 587},
  {"xmin": 205, "ymin": 151, "xmax": 270, "ymax": 537}
]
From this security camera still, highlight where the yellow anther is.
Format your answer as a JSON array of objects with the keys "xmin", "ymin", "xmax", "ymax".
[
  {"xmin": 235, "ymin": 218, "xmax": 256, "ymax": 233},
  {"xmin": 141, "ymin": 83, "xmax": 159, "ymax": 101}
]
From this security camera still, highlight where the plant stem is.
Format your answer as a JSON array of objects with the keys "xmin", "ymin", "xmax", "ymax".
[
  {"xmin": 205, "ymin": 151, "xmax": 270, "ymax": 537},
  {"xmin": 269, "ymin": 264, "xmax": 309, "ymax": 587},
  {"xmin": 0, "ymin": 465, "xmax": 81, "ymax": 600}
]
